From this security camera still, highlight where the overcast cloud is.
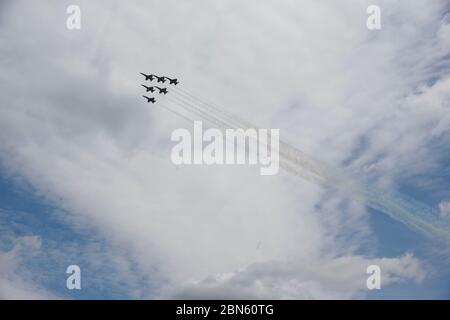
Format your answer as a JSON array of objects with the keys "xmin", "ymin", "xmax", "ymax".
[{"xmin": 0, "ymin": 0, "xmax": 449, "ymax": 298}]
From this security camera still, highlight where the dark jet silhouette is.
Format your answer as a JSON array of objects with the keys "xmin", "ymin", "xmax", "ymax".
[
  {"xmin": 140, "ymin": 72, "xmax": 155, "ymax": 81},
  {"xmin": 164, "ymin": 77, "xmax": 179, "ymax": 85},
  {"xmin": 142, "ymin": 95, "xmax": 156, "ymax": 104},
  {"xmin": 141, "ymin": 84, "xmax": 155, "ymax": 93},
  {"xmin": 155, "ymin": 86, "xmax": 168, "ymax": 94},
  {"xmin": 156, "ymin": 76, "xmax": 166, "ymax": 83}
]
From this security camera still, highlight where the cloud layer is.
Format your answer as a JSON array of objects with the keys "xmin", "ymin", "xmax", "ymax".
[{"xmin": 0, "ymin": 0, "xmax": 449, "ymax": 298}]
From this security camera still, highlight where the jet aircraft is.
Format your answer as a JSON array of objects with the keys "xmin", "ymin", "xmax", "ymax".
[
  {"xmin": 142, "ymin": 95, "xmax": 156, "ymax": 103},
  {"xmin": 155, "ymin": 86, "xmax": 168, "ymax": 94}
]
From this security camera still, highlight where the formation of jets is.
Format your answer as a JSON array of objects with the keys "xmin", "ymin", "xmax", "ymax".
[{"xmin": 140, "ymin": 73, "xmax": 178, "ymax": 103}]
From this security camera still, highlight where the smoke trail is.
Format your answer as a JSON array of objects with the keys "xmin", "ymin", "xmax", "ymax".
[
  {"xmin": 158, "ymin": 86, "xmax": 450, "ymax": 242},
  {"xmin": 169, "ymin": 88, "xmax": 330, "ymax": 183}
]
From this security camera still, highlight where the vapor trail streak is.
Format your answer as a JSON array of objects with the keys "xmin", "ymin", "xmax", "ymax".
[{"xmin": 157, "ymin": 86, "xmax": 450, "ymax": 242}]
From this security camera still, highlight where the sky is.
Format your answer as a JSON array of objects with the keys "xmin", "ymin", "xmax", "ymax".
[{"xmin": 0, "ymin": 0, "xmax": 449, "ymax": 299}]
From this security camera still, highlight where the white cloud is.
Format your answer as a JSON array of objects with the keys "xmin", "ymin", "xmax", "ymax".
[
  {"xmin": 167, "ymin": 253, "xmax": 425, "ymax": 299},
  {"xmin": 0, "ymin": 0, "xmax": 448, "ymax": 298}
]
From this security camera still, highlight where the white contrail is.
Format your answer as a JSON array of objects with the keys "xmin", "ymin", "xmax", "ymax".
[
  {"xmin": 155, "ymin": 85, "xmax": 450, "ymax": 242},
  {"xmin": 169, "ymin": 88, "xmax": 329, "ymax": 183}
]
